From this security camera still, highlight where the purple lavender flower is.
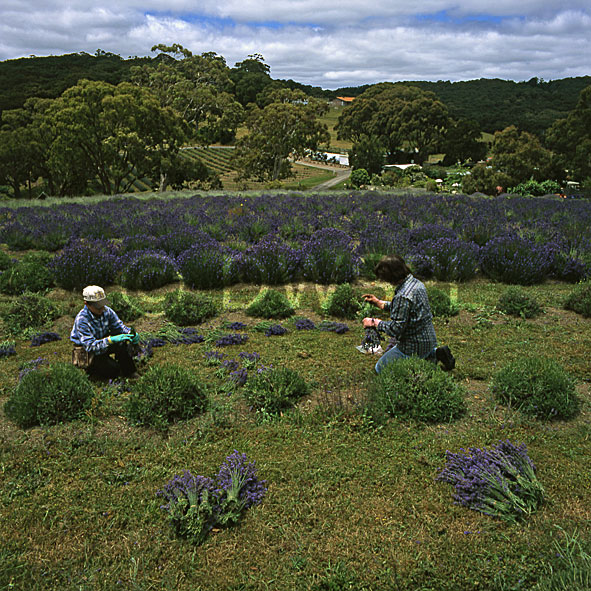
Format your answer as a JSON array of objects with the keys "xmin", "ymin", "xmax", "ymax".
[
  {"xmin": 215, "ymin": 333, "xmax": 249, "ymax": 347},
  {"xmin": 230, "ymin": 368, "xmax": 248, "ymax": 387},
  {"xmin": 294, "ymin": 318, "xmax": 316, "ymax": 330},
  {"xmin": 318, "ymin": 321, "xmax": 349, "ymax": 334},
  {"xmin": 204, "ymin": 350, "xmax": 225, "ymax": 365},
  {"xmin": 30, "ymin": 332, "xmax": 61, "ymax": 347},
  {"xmin": 264, "ymin": 324, "xmax": 287, "ymax": 337}
]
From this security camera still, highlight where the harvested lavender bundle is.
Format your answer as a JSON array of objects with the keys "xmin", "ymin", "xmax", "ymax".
[
  {"xmin": 356, "ymin": 327, "xmax": 383, "ymax": 354},
  {"xmin": 437, "ymin": 440, "xmax": 544, "ymax": 522}
]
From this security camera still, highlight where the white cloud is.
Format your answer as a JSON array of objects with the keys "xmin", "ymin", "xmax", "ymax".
[{"xmin": 0, "ymin": 2, "xmax": 589, "ymax": 88}]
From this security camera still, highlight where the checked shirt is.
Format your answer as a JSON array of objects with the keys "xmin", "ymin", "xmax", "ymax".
[
  {"xmin": 376, "ymin": 274, "xmax": 437, "ymax": 356},
  {"xmin": 70, "ymin": 305, "xmax": 130, "ymax": 355}
]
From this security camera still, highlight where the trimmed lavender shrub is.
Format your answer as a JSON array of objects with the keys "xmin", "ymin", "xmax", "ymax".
[
  {"xmin": 243, "ymin": 366, "xmax": 310, "ymax": 417},
  {"xmin": 564, "ymin": 283, "xmax": 591, "ymax": 318},
  {"xmin": 119, "ymin": 250, "xmax": 178, "ymax": 291},
  {"xmin": 163, "ymin": 289, "xmax": 219, "ymax": 326},
  {"xmin": 246, "ymin": 289, "xmax": 295, "ymax": 319},
  {"xmin": 125, "ymin": 364, "xmax": 208, "ymax": 431},
  {"xmin": 108, "ymin": 291, "xmax": 144, "ymax": 322},
  {"xmin": 300, "ymin": 229, "xmax": 360, "ymax": 285},
  {"xmin": 367, "ymin": 357, "xmax": 466, "ymax": 423},
  {"xmin": 490, "ymin": 356, "xmax": 578, "ymax": 420},
  {"xmin": 51, "ymin": 239, "xmax": 120, "ymax": 291},
  {"xmin": 481, "ymin": 234, "xmax": 554, "ymax": 285},
  {"xmin": 321, "ymin": 283, "xmax": 361, "ymax": 319},
  {"xmin": 409, "ymin": 238, "xmax": 480, "ymax": 282},
  {"xmin": 496, "ymin": 287, "xmax": 542, "ymax": 319},
  {"xmin": 426, "ymin": 287, "xmax": 459, "ymax": 318},
  {"xmin": 238, "ymin": 235, "xmax": 300, "ymax": 285},
  {"xmin": 437, "ymin": 440, "xmax": 544, "ymax": 522},
  {"xmin": 3, "ymin": 292, "xmax": 60, "ymax": 333},
  {"xmin": 4, "ymin": 362, "xmax": 94, "ymax": 428},
  {"xmin": 0, "ymin": 255, "xmax": 54, "ymax": 294}
]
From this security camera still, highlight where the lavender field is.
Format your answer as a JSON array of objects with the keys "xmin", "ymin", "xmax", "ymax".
[{"xmin": 0, "ymin": 190, "xmax": 590, "ymax": 590}]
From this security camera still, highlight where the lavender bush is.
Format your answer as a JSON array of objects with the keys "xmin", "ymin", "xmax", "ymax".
[
  {"xmin": 177, "ymin": 237, "xmax": 235, "ymax": 289},
  {"xmin": 119, "ymin": 250, "xmax": 178, "ymax": 291},
  {"xmin": 437, "ymin": 440, "xmax": 545, "ymax": 522},
  {"xmin": 157, "ymin": 451, "xmax": 266, "ymax": 544},
  {"xmin": 238, "ymin": 235, "xmax": 300, "ymax": 285},
  {"xmin": 409, "ymin": 238, "xmax": 480, "ymax": 282}
]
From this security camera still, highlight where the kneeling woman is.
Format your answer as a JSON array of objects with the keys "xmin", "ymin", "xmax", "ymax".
[{"xmin": 362, "ymin": 255, "xmax": 455, "ymax": 373}]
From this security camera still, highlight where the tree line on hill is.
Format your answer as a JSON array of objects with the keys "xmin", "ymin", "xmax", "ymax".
[{"xmin": 0, "ymin": 45, "xmax": 589, "ymax": 197}]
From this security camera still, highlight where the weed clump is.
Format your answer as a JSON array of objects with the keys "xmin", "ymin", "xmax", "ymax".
[
  {"xmin": 125, "ymin": 364, "xmax": 208, "ymax": 430},
  {"xmin": 4, "ymin": 362, "xmax": 94, "ymax": 428},
  {"xmin": 367, "ymin": 357, "xmax": 466, "ymax": 423},
  {"xmin": 490, "ymin": 356, "xmax": 579, "ymax": 420},
  {"xmin": 564, "ymin": 283, "xmax": 591, "ymax": 318},
  {"xmin": 163, "ymin": 289, "xmax": 219, "ymax": 326},
  {"xmin": 497, "ymin": 287, "xmax": 543, "ymax": 318},
  {"xmin": 243, "ymin": 367, "xmax": 310, "ymax": 418},
  {"xmin": 427, "ymin": 287, "xmax": 459, "ymax": 317},
  {"xmin": 3, "ymin": 292, "xmax": 60, "ymax": 333},
  {"xmin": 321, "ymin": 283, "xmax": 361, "ymax": 319},
  {"xmin": 246, "ymin": 289, "xmax": 295, "ymax": 319},
  {"xmin": 108, "ymin": 291, "xmax": 144, "ymax": 322}
]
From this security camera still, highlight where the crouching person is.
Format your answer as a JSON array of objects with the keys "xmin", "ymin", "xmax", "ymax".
[{"xmin": 71, "ymin": 285, "xmax": 140, "ymax": 380}]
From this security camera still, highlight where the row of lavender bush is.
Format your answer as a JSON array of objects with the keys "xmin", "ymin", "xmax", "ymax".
[{"xmin": 3, "ymin": 192, "xmax": 590, "ymax": 286}]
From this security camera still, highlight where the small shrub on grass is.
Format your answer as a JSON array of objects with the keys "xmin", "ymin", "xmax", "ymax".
[
  {"xmin": 321, "ymin": 283, "xmax": 361, "ymax": 319},
  {"xmin": 490, "ymin": 356, "xmax": 579, "ymax": 420},
  {"xmin": 119, "ymin": 250, "xmax": 178, "ymax": 291},
  {"xmin": 3, "ymin": 292, "xmax": 60, "ymax": 333},
  {"xmin": 0, "ymin": 250, "xmax": 13, "ymax": 270},
  {"xmin": 163, "ymin": 289, "xmax": 219, "ymax": 325},
  {"xmin": 108, "ymin": 291, "xmax": 144, "ymax": 322},
  {"xmin": 367, "ymin": 357, "xmax": 466, "ymax": 423},
  {"xmin": 4, "ymin": 362, "xmax": 94, "ymax": 428},
  {"xmin": 243, "ymin": 367, "xmax": 310, "ymax": 417},
  {"xmin": 437, "ymin": 440, "xmax": 545, "ymax": 523},
  {"xmin": 497, "ymin": 287, "xmax": 542, "ymax": 318},
  {"xmin": 426, "ymin": 287, "xmax": 459, "ymax": 317},
  {"xmin": 564, "ymin": 283, "xmax": 591, "ymax": 318},
  {"xmin": 125, "ymin": 364, "xmax": 208, "ymax": 431},
  {"xmin": 0, "ymin": 257, "xmax": 54, "ymax": 294},
  {"xmin": 246, "ymin": 289, "xmax": 295, "ymax": 319}
]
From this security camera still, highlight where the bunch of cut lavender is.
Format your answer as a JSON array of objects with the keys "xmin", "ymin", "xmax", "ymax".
[
  {"xmin": 437, "ymin": 440, "xmax": 544, "ymax": 522},
  {"xmin": 204, "ymin": 350, "xmax": 225, "ymax": 366},
  {"xmin": 213, "ymin": 451, "xmax": 267, "ymax": 526},
  {"xmin": 229, "ymin": 368, "xmax": 248, "ymax": 387},
  {"xmin": 264, "ymin": 324, "xmax": 287, "ymax": 337},
  {"xmin": 169, "ymin": 327, "xmax": 205, "ymax": 345},
  {"xmin": 30, "ymin": 331, "xmax": 61, "ymax": 347},
  {"xmin": 294, "ymin": 317, "xmax": 316, "ymax": 330},
  {"xmin": 238, "ymin": 351, "xmax": 260, "ymax": 369},
  {"xmin": 18, "ymin": 357, "xmax": 46, "ymax": 380},
  {"xmin": 215, "ymin": 333, "xmax": 249, "ymax": 347},
  {"xmin": 157, "ymin": 452, "xmax": 266, "ymax": 544},
  {"xmin": 319, "ymin": 320, "xmax": 349, "ymax": 334},
  {"xmin": 157, "ymin": 471, "xmax": 218, "ymax": 545}
]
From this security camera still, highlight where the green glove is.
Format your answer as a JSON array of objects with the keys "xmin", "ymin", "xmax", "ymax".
[{"xmin": 110, "ymin": 334, "xmax": 132, "ymax": 344}]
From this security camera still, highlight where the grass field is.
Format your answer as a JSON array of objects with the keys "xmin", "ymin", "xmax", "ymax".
[{"xmin": 1, "ymin": 270, "xmax": 590, "ymax": 590}]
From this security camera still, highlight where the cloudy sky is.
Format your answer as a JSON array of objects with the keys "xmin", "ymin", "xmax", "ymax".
[{"xmin": 1, "ymin": 1, "xmax": 589, "ymax": 89}]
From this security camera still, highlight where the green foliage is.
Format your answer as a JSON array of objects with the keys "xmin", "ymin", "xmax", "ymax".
[
  {"xmin": 348, "ymin": 134, "xmax": 384, "ymax": 176},
  {"xmin": 0, "ymin": 250, "xmax": 13, "ymax": 270},
  {"xmin": 367, "ymin": 357, "xmax": 466, "ymax": 423},
  {"xmin": 490, "ymin": 356, "xmax": 579, "ymax": 420},
  {"xmin": 509, "ymin": 179, "xmax": 562, "ymax": 196},
  {"xmin": 107, "ymin": 291, "xmax": 144, "ymax": 322},
  {"xmin": 321, "ymin": 283, "xmax": 361, "ymax": 319},
  {"xmin": 426, "ymin": 287, "xmax": 459, "ymax": 317},
  {"xmin": 564, "ymin": 283, "xmax": 591, "ymax": 317},
  {"xmin": 2, "ymin": 292, "xmax": 59, "ymax": 333},
  {"xmin": 125, "ymin": 364, "xmax": 208, "ymax": 430},
  {"xmin": 4, "ymin": 362, "xmax": 94, "ymax": 428},
  {"xmin": 163, "ymin": 289, "xmax": 219, "ymax": 326},
  {"xmin": 349, "ymin": 168, "xmax": 370, "ymax": 189},
  {"xmin": 497, "ymin": 287, "xmax": 543, "ymax": 318},
  {"xmin": 243, "ymin": 367, "xmax": 310, "ymax": 418},
  {"xmin": 461, "ymin": 162, "xmax": 512, "ymax": 195},
  {"xmin": 0, "ymin": 255, "xmax": 54, "ymax": 294},
  {"xmin": 246, "ymin": 289, "xmax": 295, "ymax": 319}
]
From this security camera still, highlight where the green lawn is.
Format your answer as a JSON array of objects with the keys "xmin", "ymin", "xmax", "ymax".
[{"xmin": 0, "ymin": 278, "xmax": 590, "ymax": 590}]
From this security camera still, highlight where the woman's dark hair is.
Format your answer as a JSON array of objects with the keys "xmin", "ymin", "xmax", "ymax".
[{"xmin": 374, "ymin": 255, "xmax": 411, "ymax": 284}]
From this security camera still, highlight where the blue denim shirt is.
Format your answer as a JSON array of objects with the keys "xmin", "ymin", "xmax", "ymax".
[
  {"xmin": 376, "ymin": 274, "xmax": 437, "ymax": 356},
  {"xmin": 70, "ymin": 305, "xmax": 130, "ymax": 354}
]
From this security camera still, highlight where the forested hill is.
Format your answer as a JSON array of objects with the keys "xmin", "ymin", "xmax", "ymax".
[{"xmin": 1, "ymin": 52, "xmax": 589, "ymax": 135}]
